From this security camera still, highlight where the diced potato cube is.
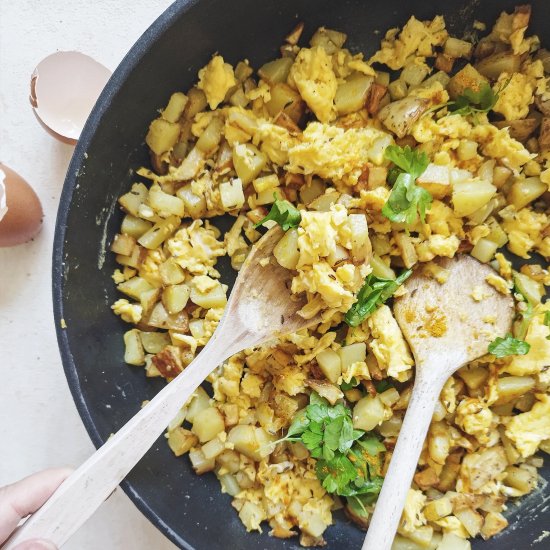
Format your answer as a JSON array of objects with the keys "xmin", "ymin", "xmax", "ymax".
[
  {"xmin": 454, "ymin": 507, "xmax": 483, "ymax": 537},
  {"xmin": 110, "ymin": 233, "xmax": 136, "ymax": 256},
  {"xmin": 146, "ymin": 118, "xmax": 180, "ymax": 155},
  {"xmin": 309, "ymin": 27, "xmax": 347, "ymax": 54},
  {"xmin": 470, "ymin": 238, "xmax": 498, "ymax": 263},
  {"xmin": 192, "ymin": 406, "xmax": 225, "ymax": 443},
  {"xmin": 348, "ymin": 214, "xmax": 371, "ymax": 262},
  {"xmin": 220, "ymin": 178, "xmax": 245, "ymax": 210},
  {"xmin": 444, "ymin": 38, "xmax": 473, "ymax": 59},
  {"xmin": 121, "ymin": 214, "xmax": 152, "ymax": 239},
  {"xmin": 137, "ymin": 215, "xmax": 180, "ymax": 250},
  {"xmin": 202, "ymin": 436, "xmax": 226, "ymax": 460},
  {"xmin": 378, "ymin": 387, "xmax": 400, "ymax": 406},
  {"xmin": 476, "ymin": 52, "xmax": 521, "ymax": 80},
  {"xmin": 175, "ymin": 146, "xmax": 206, "ymax": 181},
  {"xmin": 258, "ymin": 57, "xmax": 294, "ymax": 84},
  {"xmin": 189, "ymin": 448, "xmax": 215, "ymax": 474},
  {"xmin": 514, "ymin": 272, "xmax": 544, "ymax": 304},
  {"xmin": 233, "ymin": 143, "xmax": 267, "ymax": 184},
  {"xmin": 184, "ymin": 87, "xmax": 208, "ymax": 119},
  {"xmin": 117, "ymin": 277, "xmax": 154, "ymax": 300},
  {"xmin": 148, "ymin": 184, "xmax": 185, "ymax": 217},
  {"xmin": 370, "ymin": 254, "xmax": 396, "ymax": 279},
  {"xmin": 186, "ymin": 387, "xmax": 211, "ymax": 423},
  {"xmin": 436, "ymin": 533, "xmax": 471, "ymax": 550},
  {"xmin": 480, "ymin": 512, "xmax": 508, "ymax": 540},
  {"xmin": 161, "ymin": 92, "xmax": 188, "ymax": 123},
  {"xmin": 159, "ymin": 258, "xmax": 185, "ymax": 285},
  {"xmin": 353, "ymin": 395, "xmax": 385, "ymax": 431},
  {"xmin": 139, "ymin": 331, "xmax": 171, "ymax": 354},
  {"xmin": 338, "ymin": 343, "xmax": 367, "ymax": 371},
  {"xmin": 316, "ymin": 349, "xmax": 342, "ymax": 384},
  {"xmin": 167, "ymin": 427, "xmax": 197, "ymax": 456},
  {"xmin": 388, "ymin": 79, "xmax": 408, "ymax": 100},
  {"xmin": 299, "ymin": 178, "xmax": 325, "ymax": 204},
  {"xmin": 140, "ymin": 288, "xmax": 161, "ymax": 313},
  {"xmin": 189, "ymin": 319, "xmax": 205, "ymax": 340},
  {"xmin": 190, "ymin": 280, "xmax": 227, "ymax": 309},
  {"xmin": 424, "ymin": 497, "xmax": 453, "ymax": 521},
  {"xmin": 494, "ymin": 376, "xmax": 535, "ymax": 405},
  {"xmin": 417, "ymin": 164, "xmax": 451, "ymax": 199},
  {"xmin": 253, "ymin": 174, "xmax": 279, "ymax": 193},
  {"xmin": 176, "ymin": 183, "xmax": 207, "ymax": 218},
  {"xmin": 227, "ymin": 424, "xmax": 260, "ymax": 461},
  {"xmin": 273, "ymin": 228, "xmax": 300, "ymax": 270},
  {"xmin": 119, "ymin": 183, "xmax": 148, "ymax": 217},
  {"xmin": 507, "ymin": 176, "xmax": 546, "ymax": 210},
  {"xmin": 162, "ymin": 284, "xmax": 190, "ymax": 314},
  {"xmin": 401, "ymin": 63, "xmax": 430, "ymax": 86},
  {"xmin": 504, "ymin": 465, "xmax": 537, "ymax": 495},
  {"xmin": 457, "ymin": 140, "xmax": 478, "ymax": 161},
  {"xmin": 124, "ymin": 329, "xmax": 145, "ymax": 366},
  {"xmin": 334, "ymin": 74, "xmax": 374, "ymax": 115},
  {"xmin": 266, "ymin": 82, "xmax": 304, "ymax": 122},
  {"xmin": 253, "ymin": 188, "xmax": 281, "ymax": 206},
  {"xmin": 196, "ymin": 116, "xmax": 224, "ymax": 154},
  {"xmin": 447, "ymin": 64, "xmax": 487, "ymax": 100},
  {"xmin": 115, "ymin": 245, "xmax": 141, "ymax": 269},
  {"xmin": 452, "ymin": 180, "xmax": 496, "ymax": 217},
  {"xmin": 146, "ymin": 302, "xmax": 188, "ymax": 331},
  {"xmin": 486, "ymin": 219, "xmax": 508, "ymax": 247}
]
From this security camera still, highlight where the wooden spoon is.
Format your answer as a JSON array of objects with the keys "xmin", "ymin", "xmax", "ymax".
[
  {"xmin": 362, "ymin": 255, "xmax": 514, "ymax": 550},
  {"xmin": 5, "ymin": 225, "xmax": 318, "ymax": 549}
]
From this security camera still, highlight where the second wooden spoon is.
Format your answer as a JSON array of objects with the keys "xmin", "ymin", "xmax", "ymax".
[{"xmin": 362, "ymin": 255, "xmax": 514, "ymax": 550}]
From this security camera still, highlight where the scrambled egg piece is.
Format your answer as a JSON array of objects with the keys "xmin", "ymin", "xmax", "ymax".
[
  {"xmin": 111, "ymin": 299, "xmax": 142, "ymax": 324},
  {"xmin": 485, "ymin": 273, "xmax": 511, "ymax": 295},
  {"xmin": 471, "ymin": 124, "xmax": 533, "ymax": 171},
  {"xmin": 369, "ymin": 16, "xmax": 447, "ymax": 70},
  {"xmin": 291, "ymin": 205, "xmax": 370, "ymax": 317},
  {"xmin": 458, "ymin": 446, "xmax": 507, "ymax": 492},
  {"xmin": 504, "ymin": 303, "xmax": 550, "ymax": 376},
  {"xmin": 505, "ymin": 394, "xmax": 550, "ymax": 458},
  {"xmin": 197, "ymin": 55, "xmax": 236, "ymax": 110},
  {"xmin": 289, "ymin": 46, "xmax": 337, "ymax": 123},
  {"xmin": 455, "ymin": 398, "xmax": 494, "ymax": 445},
  {"xmin": 367, "ymin": 305, "xmax": 414, "ymax": 382},
  {"xmin": 398, "ymin": 489, "xmax": 427, "ymax": 535},
  {"xmin": 500, "ymin": 207, "xmax": 549, "ymax": 259},
  {"xmin": 487, "ymin": 6, "xmax": 539, "ymax": 55},
  {"xmin": 287, "ymin": 122, "xmax": 393, "ymax": 186},
  {"xmin": 493, "ymin": 73, "xmax": 534, "ymax": 121},
  {"xmin": 167, "ymin": 220, "xmax": 226, "ymax": 276}
]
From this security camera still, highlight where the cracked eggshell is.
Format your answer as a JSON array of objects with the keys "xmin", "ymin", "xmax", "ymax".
[
  {"xmin": 0, "ymin": 163, "xmax": 43, "ymax": 247},
  {"xmin": 30, "ymin": 52, "xmax": 111, "ymax": 144}
]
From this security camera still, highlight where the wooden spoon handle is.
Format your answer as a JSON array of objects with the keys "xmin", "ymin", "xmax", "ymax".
[
  {"xmin": 4, "ymin": 337, "xmax": 229, "ymax": 549},
  {"xmin": 362, "ymin": 373, "xmax": 446, "ymax": 550}
]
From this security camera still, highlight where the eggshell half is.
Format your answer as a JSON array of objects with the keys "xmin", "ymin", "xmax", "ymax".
[
  {"xmin": 30, "ymin": 52, "xmax": 111, "ymax": 144},
  {"xmin": 0, "ymin": 163, "xmax": 44, "ymax": 247}
]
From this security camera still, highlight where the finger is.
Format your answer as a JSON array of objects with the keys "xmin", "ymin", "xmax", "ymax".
[
  {"xmin": 0, "ymin": 468, "xmax": 72, "ymax": 543},
  {"xmin": 12, "ymin": 539, "xmax": 57, "ymax": 550}
]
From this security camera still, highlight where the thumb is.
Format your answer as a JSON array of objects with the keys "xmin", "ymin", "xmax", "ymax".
[{"xmin": 13, "ymin": 540, "xmax": 57, "ymax": 550}]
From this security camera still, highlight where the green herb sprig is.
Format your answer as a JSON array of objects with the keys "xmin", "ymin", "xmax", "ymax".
[
  {"xmin": 277, "ymin": 392, "xmax": 385, "ymax": 515},
  {"xmin": 488, "ymin": 278, "xmax": 537, "ymax": 358},
  {"xmin": 255, "ymin": 196, "xmax": 301, "ymax": 231},
  {"xmin": 345, "ymin": 269, "xmax": 412, "ymax": 327},
  {"xmin": 488, "ymin": 334, "xmax": 530, "ymax": 358},
  {"xmin": 382, "ymin": 145, "xmax": 432, "ymax": 225}
]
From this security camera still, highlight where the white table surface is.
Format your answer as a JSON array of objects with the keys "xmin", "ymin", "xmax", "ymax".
[{"xmin": 0, "ymin": 1, "xmax": 178, "ymax": 548}]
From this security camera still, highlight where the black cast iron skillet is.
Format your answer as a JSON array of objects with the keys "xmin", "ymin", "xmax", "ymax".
[{"xmin": 53, "ymin": 1, "xmax": 550, "ymax": 548}]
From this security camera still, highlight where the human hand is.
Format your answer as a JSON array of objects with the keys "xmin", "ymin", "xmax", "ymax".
[{"xmin": 0, "ymin": 468, "xmax": 72, "ymax": 550}]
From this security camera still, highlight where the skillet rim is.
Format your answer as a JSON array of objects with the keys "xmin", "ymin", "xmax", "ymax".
[{"xmin": 52, "ymin": 1, "xmax": 197, "ymax": 547}]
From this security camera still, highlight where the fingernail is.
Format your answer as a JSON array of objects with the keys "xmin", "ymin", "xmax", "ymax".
[{"xmin": 13, "ymin": 539, "xmax": 57, "ymax": 550}]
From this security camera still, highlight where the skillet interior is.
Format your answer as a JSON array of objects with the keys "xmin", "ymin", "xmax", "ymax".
[{"xmin": 53, "ymin": 0, "xmax": 550, "ymax": 548}]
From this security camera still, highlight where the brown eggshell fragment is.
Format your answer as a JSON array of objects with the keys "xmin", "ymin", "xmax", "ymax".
[
  {"xmin": 30, "ymin": 52, "xmax": 111, "ymax": 143},
  {"xmin": 0, "ymin": 163, "xmax": 44, "ymax": 247}
]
